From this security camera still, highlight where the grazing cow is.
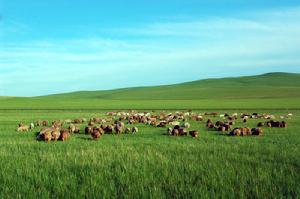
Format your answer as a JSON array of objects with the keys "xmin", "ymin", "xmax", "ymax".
[
  {"xmin": 195, "ymin": 116, "xmax": 203, "ymax": 121},
  {"xmin": 281, "ymin": 121, "xmax": 288, "ymax": 128},
  {"xmin": 157, "ymin": 121, "xmax": 167, "ymax": 128},
  {"xmin": 132, "ymin": 127, "xmax": 138, "ymax": 134},
  {"xmin": 85, "ymin": 126, "xmax": 93, "ymax": 135},
  {"xmin": 172, "ymin": 129, "xmax": 179, "ymax": 136},
  {"xmin": 42, "ymin": 120, "xmax": 49, "ymax": 126},
  {"xmin": 251, "ymin": 128, "xmax": 263, "ymax": 136},
  {"xmin": 183, "ymin": 122, "xmax": 191, "ymax": 129},
  {"xmin": 43, "ymin": 131, "xmax": 52, "ymax": 142},
  {"xmin": 207, "ymin": 123, "xmax": 216, "ymax": 130},
  {"xmin": 218, "ymin": 126, "xmax": 226, "ymax": 132},
  {"xmin": 29, "ymin": 123, "xmax": 35, "ymax": 130},
  {"xmin": 68, "ymin": 125, "xmax": 80, "ymax": 134},
  {"xmin": 73, "ymin": 118, "xmax": 83, "ymax": 124},
  {"xmin": 59, "ymin": 129, "xmax": 70, "ymax": 141},
  {"xmin": 215, "ymin": 121, "xmax": 224, "ymax": 126},
  {"xmin": 189, "ymin": 130, "xmax": 199, "ymax": 138},
  {"xmin": 114, "ymin": 125, "xmax": 123, "ymax": 134},
  {"xmin": 64, "ymin": 119, "xmax": 72, "ymax": 124},
  {"xmin": 52, "ymin": 120, "xmax": 63, "ymax": 128},
  {"xmin": 51, "ymin": 130, "xmax": 61, "ymax": 141},
  {"xmin": 173, "ymin": 125, "xmax": 181, "ymax": 130},
  {"xmin": 37, "ymin": 128, "xmax": 53, "ymax": 142},
  {"xmin": 240, "ymin": 127, "xmax": 251, "ymax": 136},
  {"xmin": 167, "ymin": 127, "xmax": 173, "ymax": 135},
  {"xmin": 17, "ymin": 125, "xmax": 29, "ymax": 132},
  {"xmin": 36, "ymin": 120, "xmax": 42, "ymax": 126},
  {"xmin": 229, "ymin": 128, "xmax": 241, "ymax": 136},
  {"xmin": 93, "ymin": 127, "xmax": 104, "ymax": 135},
  {"xmin": 104, "ymin": 125, "xmax": 113, "ymax": 134},
  {"xmin": 91, "ymin": 129, "xmax": 102, "ymax": 140},
  {"xmin": 74, "ymin": 126, "xmax": 80, "ymax": 134},
  {"xmin": 266, "ymin": 120, "xmax": 288, "ymax": 128},
  {"xmin": 206, "ymin": 119, "xmax": 212, "ymax": 124},
  {"xmin": 88, "ymin": 120, "xmax": 95, "ymax": 126},
  {"xmin": 257, "ymin": 122, "xmax": 265, "ymax": 127},
  {"xmin": 125, "ymin": 127, "xmax": 131, "ymax": 134},
  {"xmin": 170, "ymin": 121, "xmax": 180, "ymax": 126},
  {"xmin": 178, "ymin": 128, "xmax": 187, "ymax": 136}
]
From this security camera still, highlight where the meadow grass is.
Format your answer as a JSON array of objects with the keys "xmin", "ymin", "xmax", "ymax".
[{"xmin": 0, "ymin": 109, "xmax": 299, "ymax": 198}]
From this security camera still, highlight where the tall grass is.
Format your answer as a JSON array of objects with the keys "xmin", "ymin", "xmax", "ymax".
[{"xmin": 0, "ymin": 110, "xmax": 299, "ymax": 198}]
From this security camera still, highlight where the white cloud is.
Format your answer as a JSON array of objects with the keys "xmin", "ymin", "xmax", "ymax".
[{"xmin": 0, "ymin": 6, "xmax": 300, "ymax": 96}]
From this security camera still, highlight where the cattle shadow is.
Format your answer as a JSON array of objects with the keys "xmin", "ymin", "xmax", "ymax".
[{"xmin": 77, "ymin": 137, "xmax": 93, "ymax": 141}]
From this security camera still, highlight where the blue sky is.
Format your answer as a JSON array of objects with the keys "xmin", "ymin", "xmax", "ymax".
[{"xmin": 1, "ymin": 0, "xmax": 300, "ymax": 96}]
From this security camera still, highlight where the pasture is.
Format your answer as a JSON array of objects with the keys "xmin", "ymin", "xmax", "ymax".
[{"xmin": 0, "ymin": 109, "xmax": 299, "ymax": 198}]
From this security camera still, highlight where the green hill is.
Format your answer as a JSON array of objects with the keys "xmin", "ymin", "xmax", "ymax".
[
  {"xmin": 1, "ymin": 72, "xmax": 300, "ymax": 109},
  {"xmin": 38, "ymin": 72, "xmax": 300, "ymax": 100}
]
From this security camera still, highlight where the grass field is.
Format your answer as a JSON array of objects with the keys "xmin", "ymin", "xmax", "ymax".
[
  {"xmin": 0, "ymin": 109, "xmax": 299, "ymax": 198},
  {"xmin": 0, "ymin": 73, "xmax": 299, "ymax": 198}
]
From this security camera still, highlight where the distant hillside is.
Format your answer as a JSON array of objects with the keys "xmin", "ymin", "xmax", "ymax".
[
  {"xmin": 1, "ymin": 72, "xmax": 299, "ymax": 109},
  {"xmin": 37, "ymin": 72, "xmax": 300, "ymax": 100}
]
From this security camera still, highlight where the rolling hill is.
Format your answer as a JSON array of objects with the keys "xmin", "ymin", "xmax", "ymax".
[{"xmin": 1, "ymin": 72, "xmax": 300, "ymax": 109}]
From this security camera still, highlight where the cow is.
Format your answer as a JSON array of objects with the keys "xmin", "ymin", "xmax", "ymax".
[
  {"xmin": 183, "ymin": 122, "xmax": 191, "ymax": 129},
  {"xmin": 189, "ymin": 130, "xmax": 199, "ymax": 137},
  {"xmin": 257, "ymin": 122, "xmax": 265, "ymax": 127},
  {"xmin": 17, "ymin": 125, "xmax": 29, "ymax": 132},
  {"xmin": 36, "ymin": 120, "xmax": 42, "ymax": 126},
  {"xmin": 29, "ymin": 123, "xmax": 35, "ymax": 130},
  {"xmin": 178, "ymin": 128, "xmax": 187, "ymax": 136},
  {"xmin": 85, "ymin": 126, "xmax": 93, "ymax": 135},
  {"xmin": 229, "ymin": 128, "xmax": 241, "ymax": 136},
  {"xmin": 251, "ymin": 128, "xmax": 263, "ymax": 136},
  {"xmin": 91, "ymin": 129, "xmax": 102, "ymax": 140},
  {"xmin": 172, "ymin": 129, "xmax": 179, "ymax": 136},
  {"xmin": 125, "ymin": 127, "xmax": 131, "ymax": 134},
  {"xmin": 104, "ymin": 125, "xmax": 113, "ymax": 134},
  {"xmin": 132, "ymin": 127, "xmax": 139, "ymax": 134},
  {"xmin": 59, "ymin": 129, "xmax": 70, "ymax": 141},
  {"xmin": 114, "ymin": 125, "xmax": 123, "ymax": 134},
  {"xmin": 51, "ymin": 130, "xmax": 61, "ymax": 141},
  {"xmin": 42, "ymin": 120, "xmax": 49, "ymax": 126},
  {"xmin": 167, "ymin": 127, "xmax": 173, "ymax": 135},
  {"xmin": 73, "ymin": 118, "xmax": 83, "ymax": 124}
]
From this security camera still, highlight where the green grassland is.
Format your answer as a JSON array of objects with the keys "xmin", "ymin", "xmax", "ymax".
[
  {"xmin": 0, "ymin": 72, "xmax": 300, "ymax": 198},
  {"xmin": 0, "ymin": 72, "xmax": 300, "ymax": 110},
  {"xmin": 0, "ymin": 109, "xmax": 299, "ymax": 198}
]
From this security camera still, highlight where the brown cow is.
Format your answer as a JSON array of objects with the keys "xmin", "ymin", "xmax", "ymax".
[
  {"xmin": 42, "ymin": 120, "xmax": 49, "ymax": 126},
  {"xmin": 172, "ymin": 129, "xmax": 179, "ymax": 136},
  {"xmin": 178, "ymin": 128, "xmax": 187, "ymax": 136},
  {"xmin": 59, "ymin": 129, "xmax": 70, "ymax": 141},
  {"xmin": 189, "ymin": 130, "xmax": 199, "ymax": 138},
  {"xmin": 251, "ymin": 128, "xmax": 263, "ymax": 136},
  {"xmin": 85, "ymin": 126, "xmax": 93, "ymax": 135},
  {"xmin": 51, "ymin": 130, "xmax": 61, "ymax": 141},
  {"xmin": 17, "ymin": 125, "xmax": 29, "ymax": 132},
  {"xmin": 132, "ymin": 127, "xmax": 139, "ymax": 134},
  {"xmin": 91, "ymin": 129, "xmax": 102, "ymax": 140}
]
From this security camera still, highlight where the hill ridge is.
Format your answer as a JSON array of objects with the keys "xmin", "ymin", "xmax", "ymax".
[{"xmin": 31, "ymin": 72, "xmax": 300, "ymax": 100}]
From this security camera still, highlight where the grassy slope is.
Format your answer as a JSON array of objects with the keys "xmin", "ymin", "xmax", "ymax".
[{"xmin": 1, "ymin": 72, "xmax": 300, "ymax": 109}]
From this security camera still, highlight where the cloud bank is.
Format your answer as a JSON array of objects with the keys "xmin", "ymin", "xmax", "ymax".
[{"xmin": 0, "ymin": 6, "xmax": 300, "ymax": 96}]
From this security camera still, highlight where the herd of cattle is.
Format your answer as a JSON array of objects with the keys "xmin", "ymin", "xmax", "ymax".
[{"xmin": 16, "ymin": 111, "xmax": 291, "ymax": 142}]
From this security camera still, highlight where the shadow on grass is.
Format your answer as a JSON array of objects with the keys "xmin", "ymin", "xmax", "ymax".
[{"xmin": 77, "ymin": 136, "xmax": 94, "ymax": 141}]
